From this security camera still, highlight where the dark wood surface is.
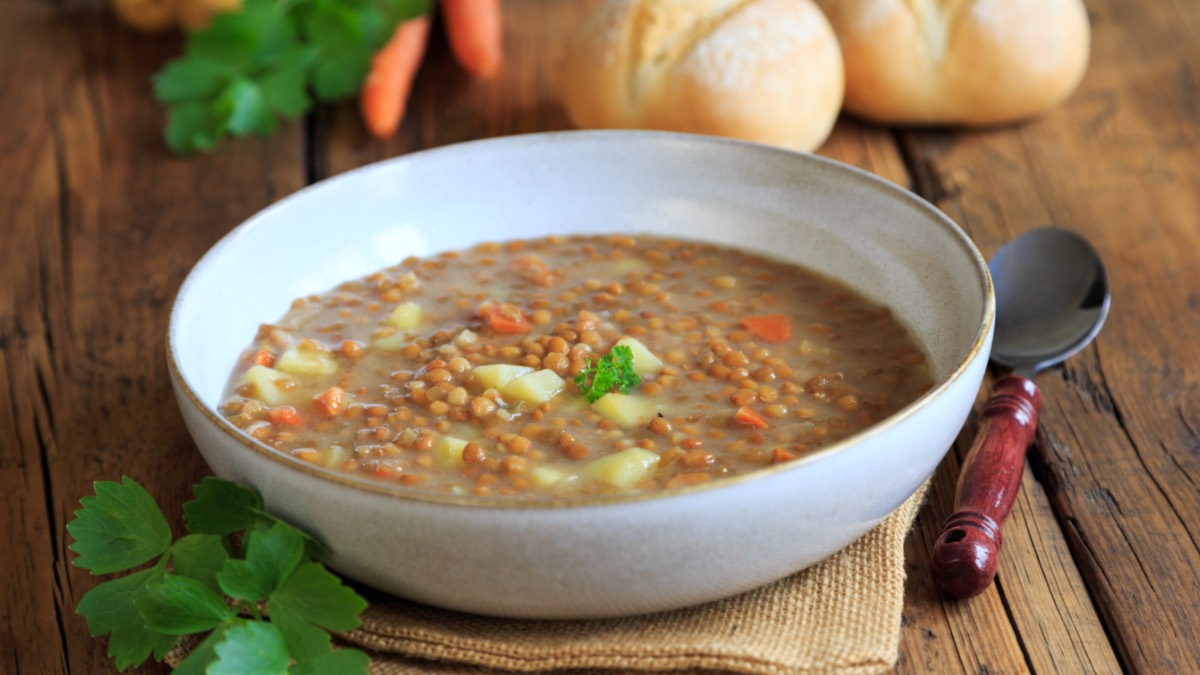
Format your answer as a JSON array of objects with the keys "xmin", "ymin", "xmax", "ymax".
[{"xmin": 3, "ymin": 0, "xmax": 1197, "ymax": 672}]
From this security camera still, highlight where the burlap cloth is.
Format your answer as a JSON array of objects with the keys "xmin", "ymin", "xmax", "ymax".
[{"xmin": 171, "ymin": 483, "xmax": 927, "ymax": 675}]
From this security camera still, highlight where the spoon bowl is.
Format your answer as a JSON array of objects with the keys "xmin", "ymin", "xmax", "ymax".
[
  {"xmin": 990, "ymin": 227, "xmax": 1111, "ymax": 377},
  {"xmin": 932, "ymin": 226, "xmax": 1110, "ymax": 598}
]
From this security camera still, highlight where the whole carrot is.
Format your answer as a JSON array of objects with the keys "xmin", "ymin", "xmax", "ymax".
[
  {"xmin": 441, "ymin": 0, "xmax": 503, "ymax": 78},
  {"xmin": 360, "ymin": 14, "xmax": 432, "ymax": 139}
]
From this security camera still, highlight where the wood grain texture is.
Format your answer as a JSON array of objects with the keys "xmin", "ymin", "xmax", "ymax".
[
  {"xmin": 3, "ymin": 0, "xmax": 1198, "ymax": 672},
  {"xmin": 896, "ymin": 0, "xmax": 1200, "ymax": 670},
  {"xmin": 1, "ymin": 3, "xmax": 304, "ymax": 674}
]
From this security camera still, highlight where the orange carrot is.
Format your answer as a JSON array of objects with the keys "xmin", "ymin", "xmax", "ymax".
[
  {"xmin": 771, "ymin": 447, "xmax": 796, "ymax": 463},
  {"xmin": 268, "ymin": 406, "xmax": 304, "ymax": 426},
  {"xmin": 511, "ymin": 254, "xmax": 556, "ymax": 287},
  {"xmin": 373, "ymin": 463, "xmax": 400, "ymax": 478},
  {"xmin": 740, "ymin": 314, "xmax": 793, "ymax": 343},
  {"xmin": 361, "ymin": 15, "xmax": 431, "ymax": 139},
  {"xmin": 251, "ymin": 349, "xmax": 275, "ymax": 367},
  {"xmin": 734, "ymin": 406, "xmax": 769, "ymax": 429},
  {"xmin": 441, "ymin": 0, "xmax": 504, "ymax": 78},
  {"xmin": 313, "ymin": 386, "xmax": 345, "ymax": 417},
  {"xmin": 479, "ymin": 301, "xmax": 532, "ymax": 334}
]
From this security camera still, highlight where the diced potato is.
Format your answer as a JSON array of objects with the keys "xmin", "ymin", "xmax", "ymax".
[
  {"xmin": 324, "ymin": 444, "xmax": 351, "ymax": 468},
  {"xmin": 372, "ymin": 333, "xmax": 410, "ymax": 351},
  {"xmin": 586, "ymin": 448, "xmax": 661, "ymax": 489},
  {"xmin": 611, "ymin": 258, "xmax": 649, "ymax": 275},
  {"xmin": 614, "ymin": 337, "xmax": 662, "ymax": 377},
  {"xmin": 473, "ymin": 364, "xmax": 534, "ymax": 390},
  {"xmin": 276, "ymin": 346, "xmax": 337, "ymax": 376},
  {"xmin": 529, "ymin": 466, "xmax": 568, "ymax": 489},
  {"xmin": 591, "ymin": 393, "xmax": 658, "ymax": 428},
  {"xmin": 501, "ymin": 369, "xmax": 565, "ymax": 405},
  {"xmin": 242, "ymin": 365, "xmax": 296, "ymax": 405},
  {"xmin": 433, "ymin": 436, "xmax": 469, "ymax": 468},
  {"xmin": 386, "ymin": 301, "xmax": 424, "ymax": 330}
]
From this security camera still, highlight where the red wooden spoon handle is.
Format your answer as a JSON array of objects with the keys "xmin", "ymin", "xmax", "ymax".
[{"xmin": 931, "ymin": 374, "xmax": 1042, "ymax": 598}]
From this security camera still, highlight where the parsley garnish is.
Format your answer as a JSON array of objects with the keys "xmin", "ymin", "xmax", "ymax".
[
  {"xmin": 574, "ymin": 344, "xmax": 641, "ymax": 403},
  {"xmin": 67, "ymin": 476, "xmax": 369, "ymax": 673},
  {"xmin": 154, "ymin": 0, "xmax": 431, "ymax": 153}
]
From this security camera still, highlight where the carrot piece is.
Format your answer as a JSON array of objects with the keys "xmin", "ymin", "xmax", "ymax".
[
  {"xmin": 771, "ymin": 447, "xmax": 797, "ymax": 463},
  {"xmin": 479, "ymin": 301, "xmax": 532, "ymax": 334},
  {"xmin": 740, "ymin": 314, "xmax": 793, "ymax": 343},
  {"xmin": 251, "ymin": 349, "xmax": 275, "ymax": 367},
  {"xmin": 268, "ymin": 406, "xmax": 304, "ymax": 426},
  {"xmin": 441, "ymin": 0, "xmax": 504, "ymax": 78},
  {"xmin": 360, "ymin": 15, "xmax": 432, "ymax": 139},
  {"xmin": 373, "ymin": 463, "xmax": 400, "ymax": 478},
  {"xmin": 734, "ymin": 406, "xmax": 769, "ymax": 429},
  {"xmin": 313, "ymin": 386, "xmax": 345, "ymax": 417},
  {"xmin": 511, "ymin": 254, "xmax": 556, "ymax": 287}
]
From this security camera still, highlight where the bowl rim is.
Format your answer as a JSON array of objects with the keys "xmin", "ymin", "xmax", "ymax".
[{"xmin": 167, "ymin": 129, "xmax": 995, "ymax": 510}]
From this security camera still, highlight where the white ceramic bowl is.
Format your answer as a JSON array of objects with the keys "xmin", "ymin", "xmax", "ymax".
[{"xmin": 169, "ymin": 131, "xmax": 993, "ymax": 619}]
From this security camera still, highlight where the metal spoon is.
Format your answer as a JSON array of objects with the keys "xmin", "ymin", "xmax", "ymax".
[{"xmin": 931, "ymin": 227, "xmax": 1111, "ymax": 598}]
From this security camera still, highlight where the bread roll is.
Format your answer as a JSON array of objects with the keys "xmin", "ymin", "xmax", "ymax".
[
  {"xmin": 559, "ymin": 0, "xmax": 844, "ymax": 152},
  {"xmin": 815, "ymin": 0, "xmax": 1089, "ymax": 125}
]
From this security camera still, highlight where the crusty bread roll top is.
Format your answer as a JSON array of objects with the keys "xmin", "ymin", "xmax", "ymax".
[
  {"xmin": 815, "ymin": 0, "xmax": 1090, "ymax": 125},
  {"xmin": 560, "ymin": 0, "xmax": 845, "ymax": 152}
]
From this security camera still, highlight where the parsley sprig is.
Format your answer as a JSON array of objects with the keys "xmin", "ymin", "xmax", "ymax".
[
  {"xmin": 155, "ymin": 0, "xmax": 431, "ymax": 153},
  {"xmin": 574, "ymin": 344, "xmax": 641, "ymax": 403},
  {"xmin": 67, "ymin": 476, "xmax": 369, "ymax": 673}
]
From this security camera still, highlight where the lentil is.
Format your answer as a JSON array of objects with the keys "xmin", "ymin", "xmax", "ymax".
[{"xmin": 221, "ymin": 234, "xmax": 933, "ymax": 499}]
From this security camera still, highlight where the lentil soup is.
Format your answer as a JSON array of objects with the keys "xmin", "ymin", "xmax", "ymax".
[{"xmin": 219, "ymin": 235, "xmax": 934, "ymax": 499}]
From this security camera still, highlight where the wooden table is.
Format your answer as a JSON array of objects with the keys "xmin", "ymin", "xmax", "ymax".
[{"xmin": 4, "ymin": 0, "xmax": 1198, "ymax": 672}]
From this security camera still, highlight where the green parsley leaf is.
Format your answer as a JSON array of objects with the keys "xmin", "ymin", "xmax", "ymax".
[
  {"xmin": 137, "ymin": 574, "xmax": 235, "ymax": 635},
  {"xmin": 573, "ymin": 345, "xmax": 641, "ymax": 403},
  {"xmin": 154, "ymin": 59, "xmax": 233, "ymax": 103},
  {"xmin": 291, "ymin": 648, "xmax": 373, "ymax": 675},
  {"xmin": 165, "ymin": 101, "xmax": 227, "ymax": 154},
  {"xmin": 184, "ymin": 477, "xmax": 264, "ymax": 536},
  {"xmin": 171, "ymin": 623, "xmax": 227, "ymax": 675},
  {"xmin": 76, "ymin": 565, "xmax": 176, "ymax": 670},
  {"xmin": 209, "ymin": 620, "xmax": 290, "ymax": 675},
  {"xmin": 271, "ymin": 562, "xmax": 369, "ymax": 632},
  {"xmin": 259, "ymin": 47, "xmax": 314, "ymax": 117},
  {"xmin": 217, "ymin": 78, "xmax": 276, "ymax": 136},
  {"xmin": 72, "ymin": 476, "xmax": 367, "ymax": 673},
  {"xmin": 218, "ymin": 522, "xmax": 306, "ymax": 601},
  {"xmin": 269, "ymin": 603, "xmax": 333, "ymax": 662},
  {"xmin": 67, "ymin": 477, "xmax": 172, "ymax": 574},
  {"xmin": 171, "ymin": 533, "xmax": 230, "ymax": 592},
  {"xmin": 303, "ymin": 0, "xmax": 377, "ymax": 101}
]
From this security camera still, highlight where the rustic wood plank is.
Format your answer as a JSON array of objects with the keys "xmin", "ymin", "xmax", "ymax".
[
  {"xmin": 897, "ymin": 0, "xmax": 1200, "ymax": 670},
  {"xmin": 1, "ymin": 3, "xmax": 306, "ymax": 673}
]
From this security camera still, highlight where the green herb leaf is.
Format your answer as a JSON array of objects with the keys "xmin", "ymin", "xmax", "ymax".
[
  {"xmin": 217, "ymin": 78, "xmax": 276, "ymax": 136},
  {"xmin": 67, "ymin": 477, "xmax": 173, "ymax": 574},
  {"xmin": 73, "ymin": 476, "xmax": 365, "ymax": 673},
  {"xmin": 291, "ymin": 647, "xmax": 373, "ymax": 674},
  {"xmin": 165, "ymin": 101, "xmax": 227, "ymax": 154},
  {"xmin": 76, "ymin": 565, "xmax": 176, "ymax": 670},
  {"xmin": 218, "ymin": 522, "xmax": 306, "ymax": 601},
  {"xmin": 171, "ymin": 533, "xmax": 229, "ymax": 592},
  {"xmin": 269, "ymin": 603, "xmax": 333, "ymax": 662},
  {"xmin": 184, "ymin": 477, "xmax": 264, "ymax": 536},
  {"xmin": 209, "ymin": 620, "xmax": 290, "ymax": 675},
  {"xmin": 154, "ymin": 58, "xmax": 233, "ymax": 103},
  {"xmin": 271, "ymin": 562, "xmax": 368, "ymax": 632},
  {"xmin": 137, "ymin": 574, "xmax": 235, "ymax": 635},
  {"xmin": 171, "ymin": 623, "xmax": 227, "ymax": 675},
  {"xmin": 573, "ymin": 345, "xmax": 641, "ymax": 403}
]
